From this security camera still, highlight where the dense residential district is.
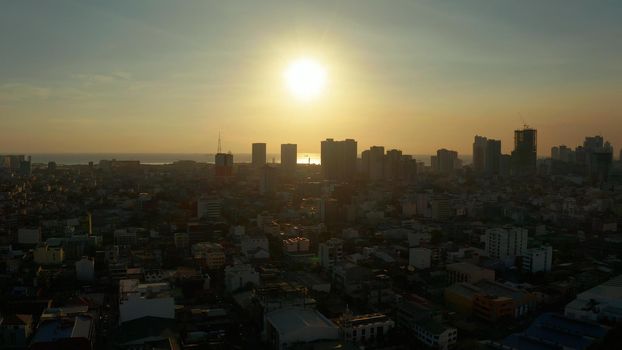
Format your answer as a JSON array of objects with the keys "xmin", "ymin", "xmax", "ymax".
[{"xmin": 1, "ymin": 128, "xmax": 622, "ymax": 350}]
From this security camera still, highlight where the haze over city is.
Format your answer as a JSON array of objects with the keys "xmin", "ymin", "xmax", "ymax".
[
  {"xmin": 3, "ymin": 2, "xmax": 622, "ymax": 350},
  {"xmin": 2, "ymin": 0, "xmax": 622, "ymax": 155}
]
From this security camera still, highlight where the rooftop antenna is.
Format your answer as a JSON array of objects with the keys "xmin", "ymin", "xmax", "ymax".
[{"xmin": 217, "ymin": 132, "xmax": 222, "ymax": 154}]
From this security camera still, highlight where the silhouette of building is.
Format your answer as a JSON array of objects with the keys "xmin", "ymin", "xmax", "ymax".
[
  {"xmin": 260, "ymin": 165, "xmax": 278, "ymax": 194},
  {"xmin": 473, "ymin": 136, "xmax": 487, "ymax": 173},
  {"xmin": 321, "ymin": 138, "xmax": 357, "ymax": 181},
  {"xmin": 215, "ymin": 153, "xmax": 233, "ymax": 177},
  {"xmin": 512, "ymin": 127, "xmax": 537, "ymax": 175},
  {"xmin": 485, "ymin": 139, "xmax": 501, "ymax": 175},
  {"xmin": 384, "ymin": 149, "xmax": 403, "ymax": 181},
  {"xmin": 280, "ymin": 143, "xmax": 297, "ymax": 172},
  {"xmin": 368, "ymin": 146, "xmax": 385, "ymax": 181},
  {"xmin": 436, "ymin": 149, "xmax": 459, "ymax": 175},
  {"xmin": 252, "ymin": 143, "xmax": 266, "ymax": 167},
  {"xmin": 589, "ymin": 151, "xmax": 612, "ymax": 183}
]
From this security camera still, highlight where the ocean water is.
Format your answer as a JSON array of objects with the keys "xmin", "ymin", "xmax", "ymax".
[
  {"xmin": 30, "ymin": 153, "xmax": 323, "ymax": 165},
  {"xmin": 29, "ymin": 153, "xmax": 470, "ymax": 166}
]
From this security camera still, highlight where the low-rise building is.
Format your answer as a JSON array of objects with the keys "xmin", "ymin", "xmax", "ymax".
[
  {"xmin": 118, "ymin": 279, "xmax": 175, "ymax": 324},
  {"xmin": 33, "ymin": 242, "xmax": 65, "ymax": 265},
  {"xmin": 445, "ymin": 280, "xmax": 536, "ymax": 322},
  {"xmin": 225, "ymin": 264, "xmax": 260, "ymax": 292},
  {"xmin": 337, "ymin": 310, "xmax": 394, "ymax": 344},
  {"xmin": 265, "ymin": 308, "xmax": 339, "ymax": 350},
  {"xmin": 409, "ymin": 247, "xmax": 432, "ymax": 269},
  {"xmin": 192, "ymin": 242, "xmax": 226, "ymax": 269},
  {"xmin": 0, "ymin": 314, "xmax": 33, "ymax": 349},
  {"xmin": 30, "ymin": 314, "xmax": 94, "ymax": 350},
  {"xmin": 446, "ymin": 262, "xmax": 494, "ymax": 284},
  {"xmin": 565, "ymin": 274, "xmax": 622, "ymax": 322},
  {"xmin": 413, "ymin": 320, "xmax": 457, "ymax": 350},
  {"xmin": 282, "ymin": 237, "xmax": 310, "ymax": 254},
  {"xmin": 75, "ymin": 257, "xmax": 95, "ymax": 282}
]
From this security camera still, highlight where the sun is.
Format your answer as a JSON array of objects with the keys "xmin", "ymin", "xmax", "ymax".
[{"xmin": 283, "ymin": 57, "xmax": 327, "ymax": 102}]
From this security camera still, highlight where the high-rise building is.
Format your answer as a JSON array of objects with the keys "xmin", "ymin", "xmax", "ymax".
[
  {"xmin": 512, "ymin": 127, "xmax": 537, "ymax": 175},
  {"xmin": 473, "ymin": 136, "xmax": 487, "ymax": 173},
  {"xmin": 485, "ymin": 227, "xmax": 528, "ymax": 266},
  {"xmin": 280, "ymin": 143, "xmax": 297, "ymax": 172},
  {"xmin": 583, "ymin": 136, "xmax": 604, "ymax": 152},
  {"xmin": 384, "ymin": 149, "xmax": 402, "ymax": 181},
  {"xmin": 590, "ymin": 151, "xmax": 613, "ymax": 183},
  {"xmin": 259, "ymin": 165, "xmax": 278, "ymax": 194},
  {"xmin": 436, "ymin": 149, "xmax": 459, "ymax": 175},
  {"xmin": 551, "ymin": 146, "xmax": 560, "ymax": 160},
  {"xmin": 485, "ymin": 139, "xmax": 501, "ymax": 175},
  {"xmin": 430, "ymin": 155, "xmax": 439, "ymax": 172},
  {"xmin": 369, "ymin": 146, "xmax": 385, "ymax": 180},
  {"xmin": 215, "ymin": 153, "xmax": 233, "ymax": 177},
  {"xmin": 559, "ymin": 145, "xmax": 573, "ymax": 162},
  {"xmin": 581, "ymin": 136, "xmax": 613, "ymax": 182},
  {"xmin": 400, "ymin": 155, "xmax": 418, "ymax": 182},
  {"xmin": 252, "ymin": 143, "xmax": 267, "ymax": 167},
  {"xmin": 321, "ymin": 138, "xmax": 357, "ymax": 181}
]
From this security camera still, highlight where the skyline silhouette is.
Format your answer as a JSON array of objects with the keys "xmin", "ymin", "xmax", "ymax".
[{"xmin": 2, "ymin": 1, "xmax": 622, "ymax": 155}]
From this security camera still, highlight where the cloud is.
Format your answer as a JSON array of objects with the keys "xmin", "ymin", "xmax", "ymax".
[
  {"xmin": 72, "ymin": 71, "xmax": 132, "ymax": 86},
  {"xmin": 0, "ymin": 83, "xmax": 51, "ymax": 102}
]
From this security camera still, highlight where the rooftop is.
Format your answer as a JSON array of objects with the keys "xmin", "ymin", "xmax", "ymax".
[{"xmin": 266, "ymin": 308, "xmax": 337, "ymax": 335}]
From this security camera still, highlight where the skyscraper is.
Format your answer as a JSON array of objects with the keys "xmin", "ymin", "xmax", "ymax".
[
  {"xmin": 321, "ymin": 138, "xmax": 357, "ymax": 181},
  {"xmin": 215, "ymin": 153, "xmax": 233, "ymax": 177},
  {"xmin": 436, "ymin": 149, "xmax": 458, "ymax": 175},
  {"xmin": 473, "ymin": 135, "xmax": 487, "ymax": 173},
  {"xmin": 280, "ymin": 143, "xmax": 297, "ymax": 172},
  {"xmin": 551, "ymin": 146, "xmax": 560, "ymax": 160},
  {"xmin": 512, "ymin": 127, "xmax": 537, "ymax": 175},
  {"xmin": 384, "ymin": 149, "xmax": 402, "ymax": 181},
  {"xmin": 369, "ymin": 146, "xmax": 385, "ymax": 181},
  {"xmin": 485, "ymin": 139, "xmax": 501, "ymax": 175},
  {"xmin": 252, "ymin": 143, "xmax": 266, "ymax": 167}
]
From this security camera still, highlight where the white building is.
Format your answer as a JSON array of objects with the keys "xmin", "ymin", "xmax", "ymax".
[
  {"xmin": 522, "ymin": 246, "xmax": 553, "ymax": 273},
  {"xmin": 265, "ymin": 308, "xmax": 339, "ymax": 350},
  {"xmin": 485, "ymin": 227, "xmax": 528, "ymax": 266},
  {"xmin": 75, "ymin": 257, "xmax": 95, "ymax": 281},
  {"xmin": 565, "ymin": 274, "xmax": 622, "ymax": 322},
  {"xmin": 409, "ymin": 247, "xmax": 432, "ymax": 270},
  {"xmin": 338, "ymin": 310, "xmax": 395, "ymax": 344},
  {"xmin": 414, "ymin": 320, "xmax": 457, "ymax": 350},
  {"xmin": 118, "ymin": 279, "xmax": 175, "ymax": 324},
  {"xmin": 318, "ymin": 238, "xmax": 343, "ymax": 269},
  {"xmin": 225, "ymin": 264, "xmax": 260, "ymax": 292}
]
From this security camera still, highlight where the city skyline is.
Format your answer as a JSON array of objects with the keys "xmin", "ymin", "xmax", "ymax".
[{"xmin": 2, "ymin": 0, "xmax": 622, "ymax": 155}]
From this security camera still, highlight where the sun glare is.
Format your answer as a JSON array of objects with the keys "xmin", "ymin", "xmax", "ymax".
[{"xmin": 283, "ymin": 58, "xmax": 327, "ymax": 102}]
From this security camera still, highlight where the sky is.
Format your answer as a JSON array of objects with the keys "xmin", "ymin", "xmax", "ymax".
[{"xmin": 1, "ymin": 0, "xmax": 621, "ymax": 156}]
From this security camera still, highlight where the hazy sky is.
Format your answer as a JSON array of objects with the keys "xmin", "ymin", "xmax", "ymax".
[{"xmin": 1, "ymin": 0, "xmax": 621, "ymax": 155}]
